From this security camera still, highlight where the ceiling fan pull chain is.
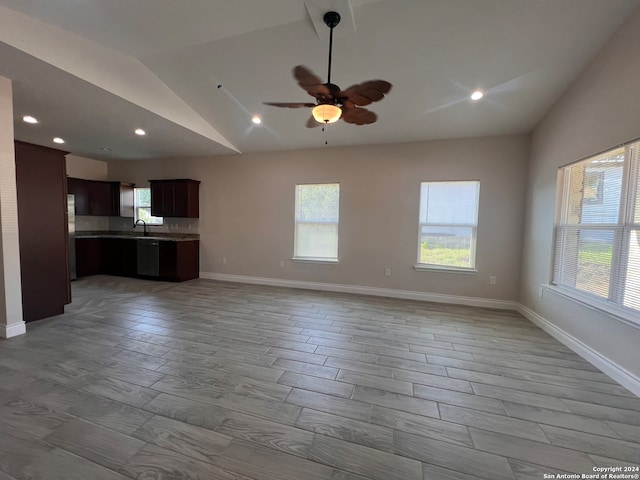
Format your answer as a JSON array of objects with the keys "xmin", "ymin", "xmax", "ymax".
[{"xmin": 323, "ymin": 122, "xmax": 329, "ymax": 145}]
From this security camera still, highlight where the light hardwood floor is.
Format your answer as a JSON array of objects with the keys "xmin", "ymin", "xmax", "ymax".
[{"xmin": 0, "ymin": 276, "xmax": 638, "ymax": 480}]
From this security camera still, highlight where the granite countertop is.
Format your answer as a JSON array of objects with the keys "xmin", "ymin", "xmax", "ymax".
[{"xmin": 76, "ymin": 231, "xmax": 199, "ymax": 242}]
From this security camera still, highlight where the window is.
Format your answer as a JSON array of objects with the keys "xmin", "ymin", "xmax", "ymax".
[
  {"xmin": 553, "ymin": 142, "xmax": 640, "ymax": 315},
  {"xmin": 294, "ymin": 183, "xmax": 339, "ymax": 261},
  {"xmin": 417, "ymin": 181, "xmax": 480, "ymax": 270},
  {"xmin": 134, "ymin": 188, "xmax": 163, "ymax": 225}
]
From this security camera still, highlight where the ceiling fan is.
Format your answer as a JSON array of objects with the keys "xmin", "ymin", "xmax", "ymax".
[{"xmin": 264, "ymin": 11, "xmax": 392, "ymax": 127}]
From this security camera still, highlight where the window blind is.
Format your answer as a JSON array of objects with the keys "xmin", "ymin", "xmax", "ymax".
[{"xmin": 552, "ymin": 143, "xmax": 640, "ymax": 317}]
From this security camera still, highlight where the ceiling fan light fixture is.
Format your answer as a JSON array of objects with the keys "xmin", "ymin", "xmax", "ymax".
[{"xmin": 312, "ymin": 104, "xmax": 342, "ymax": 124}]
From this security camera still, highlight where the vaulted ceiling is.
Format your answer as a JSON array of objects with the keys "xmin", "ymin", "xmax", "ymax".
[{"xmin": 1, "ymin": 0, "xmax": 638, "ymax": 160}]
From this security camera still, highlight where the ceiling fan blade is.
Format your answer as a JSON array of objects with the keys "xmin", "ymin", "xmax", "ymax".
[
  {"xmin": 306, "ymin": 115, "xmax": 322, "ymax": 128},
  {"xmin": 341, "ymin": 80, "xmax": 392, "ymax": 106},
  {"xmin": 263, "ymin": 102, "xmax": 316, "ymax": 108},
  {"xmin": 294, "ymin": 65, "xmax": 331, "ymax": 99},
  {"xmin": 341, "ymin": 106, "xmax": 377, "ymax": 125}
]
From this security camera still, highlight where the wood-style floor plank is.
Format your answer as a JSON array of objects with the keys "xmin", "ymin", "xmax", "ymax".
[
  {"xmin": 132, "ymin": 414, "xmax": 232, "ymax": 462},
  {"xmin": 215, "ymin": 410, "xmax": 315, "ymax": 458},
  {"xmin": 296, "ymin": 407, "xmax": 395, "ymax": 452},
  {"xmin": 214, "ymin": 440, "xmax": 334, "ymax": 480},
  {"xmin": 394, "ymin": 429, "xmax": 515, "ymax": 480},
  {"xmin": 44, "ymin": 417, "xmax": 145, "ymax": 471},
  {"xmin": 308, "ymin": 433, "xmax": 423, "ymax": 480}
]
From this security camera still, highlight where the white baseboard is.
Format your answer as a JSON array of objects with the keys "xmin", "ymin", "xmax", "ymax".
[
  {"xmin": 517, "ymin": 303, "xmax": 640, "ymax": 397},
  {"xmin": 200, "ymin": 272, "xmax": 518, "ymax": 310},
  {"xmin": 0, "ymin": 321, "xmax": 26, "ymax": 339}
]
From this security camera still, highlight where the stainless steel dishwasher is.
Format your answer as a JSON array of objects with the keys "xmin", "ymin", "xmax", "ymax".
[{"xmin": 137, "ymin": 239, "xmax": 159, "ymax": 277}]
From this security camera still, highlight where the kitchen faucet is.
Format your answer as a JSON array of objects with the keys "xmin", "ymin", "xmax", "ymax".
[{"xmin": 134, "ymin": 219, "xmax": 149, "ymax": 236}]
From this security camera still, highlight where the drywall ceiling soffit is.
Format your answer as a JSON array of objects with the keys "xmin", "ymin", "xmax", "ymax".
[
  {"xmin": 0, "ymin": 5, "xmax": 239, "ymax": 158},
  {"xmin": 1, "ymin": 0, "xmax": 639, "ymax": 160}
]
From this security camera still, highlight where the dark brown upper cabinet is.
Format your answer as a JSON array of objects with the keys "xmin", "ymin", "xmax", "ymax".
[
  {"xmin": 67, "ymin": 177, "xmax": 90, "ymax": 215},
  {"xmin": 114, "ymin": 182, "xmax": 134, "ymax": 217},
  {"xmin": 90, "ymin": 180, "xmax": 114, "ymax": 216},
  {"xmin": 150, "ymin": 179, "xmax": 200, "ymax": 218},
  {"xmin": 67, "ymin": 177, "xmax": 134, "ymax": 217}
]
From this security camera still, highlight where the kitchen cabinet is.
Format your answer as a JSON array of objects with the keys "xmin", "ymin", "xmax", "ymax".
[
  {"xmin": 67, "ymin": 178, "xmax": 134, "ymax": 217},
  {"xmin": 159, "ymin": 240, "xmax": 199, "ymax": 281},
  {"xmin": 90, "ymin": 180, "xmax": 115, "ymax": 216},
  {"xmin": 67, "ymin": 177, "xmax": 90, "ymax": 215},
  {"xmin": 150, "ymin": 179, "xmax": 200, "ymax": 218},
  {"xmin": 75, "ymin": 238, "xmax": 101, "ymax": 277},
  {"xmin": 116, "ymin": 182, "xmax": 135, "ymax": 217},
  {"xmin": 75, "ymin": 236, "xmax": 198, "ymax": 282},
  {"xmin": 15, "ymin": 141, "xmax": 70, "ymax": 322},
  {"xmin": 76, "ymin": 237, "xmax": 136, "ymax": 278},
  {"xmin": 101, "ymin": 238, "xmax": 137, "ymax": 277}
]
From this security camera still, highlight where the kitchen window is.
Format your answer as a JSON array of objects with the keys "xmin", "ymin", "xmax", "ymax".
[
  {"xmin": 552, "ymin": 141, "xmax": 640, "ymax": 317},
  {"xmin": 416, "ymin": 181, "xmax": 480, "ymax": 271},
  {"xmin": 134, "ymin": 188, "xmax": 163, "ymax": 225},
  {"xmin": 294, "ymin": 183, "xmax": 339, "ymax": 262}
]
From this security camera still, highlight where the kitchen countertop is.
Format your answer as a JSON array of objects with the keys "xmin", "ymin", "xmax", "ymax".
[{"xmin": 76, "ymin": 231, "xmax": 199, "ymax": 242}]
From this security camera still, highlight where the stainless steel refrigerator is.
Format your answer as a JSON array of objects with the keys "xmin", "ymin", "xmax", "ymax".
[{"xmin": 68, "ymin": 194, "xmax": 76, "ymax": 280}]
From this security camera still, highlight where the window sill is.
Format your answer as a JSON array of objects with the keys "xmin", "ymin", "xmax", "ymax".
[
  {"xmin": 292, "ymin": 257, "xmax": 339, "ymax": 265},
  {"xmin": 545, "ymin": 284, "xmax": 640, "ymax": 329},
  {"xmin": 414, "ymin": 264, "xmax": 477, "ymax": 274}
]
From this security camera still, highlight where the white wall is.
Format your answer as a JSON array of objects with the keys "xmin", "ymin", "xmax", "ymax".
[
  {"xmin": 109, "ymin": 134, "xmax": 528, "ymax": 304},
  {"xmin": 521, "ymin": 7, "xmax": 640, "ymax": 392},
  {"xmin": 0, "ymin": 75, "xmax": 24, "ymax": 337},
  {"xmin": 66, "ymin": 154, "xmax": 108, "ymax": 181}
]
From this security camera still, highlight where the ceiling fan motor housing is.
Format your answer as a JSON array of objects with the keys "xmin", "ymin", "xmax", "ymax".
[{"xmin": 324, "ymin": 83, "xmax": 342, "ymax": 102}]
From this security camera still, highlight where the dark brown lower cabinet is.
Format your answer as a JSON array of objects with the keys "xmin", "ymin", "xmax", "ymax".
[
  {"xmin": 159, "ymin": 240, "xmax": 199, "ymax": 282},
  {"xmin": 76, "ymin": 238, "xmax": 101, "ymax": 277},
  {"xmin": 101, "ymin": 238, "xmax": 137, "ymax": 277},
  {"xmin": 75, "ymin": 237, "xmax": 198, "ymax": 282},
  {"xmin": 14, "ymin": 141, "xmax": 70, "ymax": 322}
]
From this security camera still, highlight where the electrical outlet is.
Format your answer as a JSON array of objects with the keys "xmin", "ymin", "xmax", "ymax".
[
  {"xmin": 384, "ymin": 268, "xmax": 391, "ymax": 277},
  {"xmin": 222, "ymin": 257, "xmax": 227, "ymax": 265},
  {"xmin": 279, "ymin": 260, "xmax": 284, "ymax": 268},
  {"xmin": 539, "ymin": 286, "xmax": 544, "ymax": 298},
  {"xmin": 489, "ymin": 276, "xmax": 496, "ymax": 285}
]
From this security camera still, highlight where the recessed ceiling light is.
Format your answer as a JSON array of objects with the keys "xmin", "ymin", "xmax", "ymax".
[
  {"xmin": 251, "ymin": 116, "xmax": 262, "ymax": 124},
  {"xmin": 53, "ymin": 137, "xmax": 65, "ymax": 144},
  {"xmin": 23, "ymin": 115, "xmax": 38, "ymax": 124},
  {"xmin": 134, "ymin": 128, "xmax": 146, "ymax": 136},
  {"xmin": 470, "ymin": 90, "xmax": 484, "ymax": 101}
]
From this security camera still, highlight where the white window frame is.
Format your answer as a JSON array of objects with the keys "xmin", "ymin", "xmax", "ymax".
[
  {"xmin": 293, "ymin": 183, "xmax": 340, "ymax": 263},
  {"xmin": 552, "ymin": 140, "xmax": 640, "ymax": 323},
  {"xmin": 415, "ymin": 180, "xmax": 480, "ymax": 272},
  {"xmin": 134, "ymin": 187, "xmax": 163, "ymax": 225}
]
